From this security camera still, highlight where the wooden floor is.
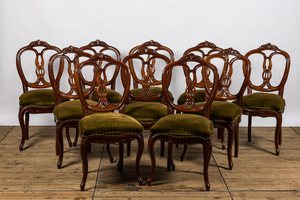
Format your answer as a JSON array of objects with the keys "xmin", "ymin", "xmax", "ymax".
[{"xmin": 0, "ymin": 126, "xmax": 300, "ymax": 199}]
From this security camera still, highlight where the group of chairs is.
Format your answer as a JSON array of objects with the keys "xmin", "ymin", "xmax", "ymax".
[{"xmin": 16, "ymin": 39, "xmax": 290, "ymax": 191}]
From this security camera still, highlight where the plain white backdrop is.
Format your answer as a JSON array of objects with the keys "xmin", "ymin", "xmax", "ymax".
[{"xmin": 0, "ymin": 0, "xmax": 299, "ymax": 126}]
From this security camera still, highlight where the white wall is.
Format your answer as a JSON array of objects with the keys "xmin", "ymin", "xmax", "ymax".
[{"xmin": 0, "ymin": 0, "xmax": 299, "ymax": 126}]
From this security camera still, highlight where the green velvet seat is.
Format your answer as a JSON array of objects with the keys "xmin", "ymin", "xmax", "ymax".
[
  {"xmin": 53, "ymin": 99, "xmax": 99, "ymax": 122},
  {"xmin": 150, "ymin": 113, "xmax": 214, "ymax": 139},
  {"xmin": 238, "ymin": 93, "xmax": 285, "ymax": 112},
  {"xmin": 125, "ymin": 102, "xmax": 168, "ymax": 122},
  {"xmin": 194, "ymin": 101, "xmax": 243, "ymax": 123},
  {"xmin": 19, "ymin": 89, "xmax": 69, "ymax": 107},
  {"xmin": 79, "ymin": 112, "xmax": 144, "ymax": 137},
  {"xmin": 83, "ymin": 88, "xmax": 122, "ymax": 104},
  {"xmin": 130, "ymin": 86, "xmax": 174, "ymax": 103}
]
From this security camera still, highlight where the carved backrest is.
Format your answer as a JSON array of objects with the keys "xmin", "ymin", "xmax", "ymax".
[
  {"xmin": 245, "ymin": 43, "xmax": 290, "ymax": 97},
  {"xmin": 127, "ymin": 40, "xmax": 174, "ymax": 89},
  {"xmin": 48, "ymin": 46, "xmax": 92, "ymax": 104},
  {"xmin": 75, "ymin": 53, "xmax": 131, "ymax": 115},
  {"xmin": 122, "ymin": 46, "xmax": 172, "ymax": 102},
  {"xmin": 162, "ymin": 54, "xmax": 219, "ymax": 118},
  {"xmin": 16, "ymin": 40, "xmax": 61, "ymax": 93},
  {"xmin": 80, "ymin": 40, "xmax": 121, "ymax": 90},
  {"xmin": 183, "ymin": 41, "xmax": 223, "ymax": 88},
  {"xmin": 206, "ymin": 48, "xmax": 251, "ymax": 106}
]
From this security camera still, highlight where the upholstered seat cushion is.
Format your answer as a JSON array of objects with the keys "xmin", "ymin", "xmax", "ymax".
[
  {"xmin": 177, "ymin": 89, "xmax": 224, "ymax": 105},
  {"xmin": 53, "ymin": 99, "xmax": 99, "ymax": 122},
  {"xmin": 131, "ymin": 87, "xmax": 174, "ymax": 102},
  {"xmin": 125, "ymin": 102, "xmax": 168, "ymax": 122},
  {"xmin": 237, "ymin": 93, "xmax": 285, "ymax": 112},
  {"xmin": 19, "ymin": 89, "xmax": 69, "ymax": 107},
  {"xmin": 150, "ymin": 113, "xmax": 214, "ymax": 138},
  {"xmin": 194, "ymin": 101, "xmax": 242, "ymax": 123},
  {"xmin": 83, "ymin": 88, "xmax": 122, "ymax": 104},
  {"xmin": 79, "ymin": 112, "xmax": 144, "ymax": 136}
]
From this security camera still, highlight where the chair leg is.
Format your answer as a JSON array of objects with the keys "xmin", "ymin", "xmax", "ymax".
[
  {"xmin": 117, "ymin": 142, "xmax": 124, "ymax": 171},
  {"xmin": 80, "ymin": 138, "xmax": 89, "ymax": 191},
  {"xmin": 73, "ymin": 126, "xmax": 79, "ymax": 147},
  {"xmin": 274, "ymin": 114, "xmax": 282, "ymax": 156},
  {"xmin": 180, "ymin": 145, "xmax": 187, "ymax": 161},
  {"xmin": 160, "ymin": 140, "xmax": 165, "ymax": 157},
  {"xmin": 147, "ymin": 135, "xmax": 157, "ymax": 186},
  {"xmin": 234, "ymin": 123, "xmax": 239, "ymax": 158},
  {"xmin": 279, "ymin": 113, "xmax": 283, "ymax": 145},
  {"xmin": 135, "ymin": 135, "xmax": 144, "ymax": 186},
  {"xmin": 106, "ymin": 144, "xmax": 114, "ymax": 163},
  {"xmin": 219, "ymin": 127, "xmax": 225, "ymax": 150},
  {"xmin": 19, "ymin": 109, "xmax": 29, "ymax": 151},
  {"xmin": 226, "ymin": 125, "xmax": 235, "ymax": 170},
  {"xmin": 56, "ymin": 124, "xmax": 64, "ymax": 169},
  {"xmin": 167, "ymin": 142, "xmax": 173, "ymax": 171},
  {"xmin": 203, "ymin": 140, "xmax": 212, "ymax": 191},
  {"xmin": 66, "ymin": 127, "xmax": 72, "ymax": 147},
  {"xmin": 248, "ymin": 115, "xmax": 252, "ymax": 142},
  {"xmin": 127, "ymin": 140, "xmax": 131, "ymax": 156}
]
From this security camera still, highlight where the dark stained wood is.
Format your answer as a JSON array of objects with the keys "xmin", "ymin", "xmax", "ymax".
[
  {"xmin": 16, "ymin": 40, "xmax": 61, "ymax": 151},
  {"xmin": 243, "ymin": 43, "xmax": 291, "ymax": 155}
]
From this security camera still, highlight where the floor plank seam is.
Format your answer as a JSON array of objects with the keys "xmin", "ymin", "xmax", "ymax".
[
  {"xmin": 291, "ymin": 127, "xmax": 300, "ymax": 136},
  {"xmin": 0, "ymin": 126, "xmax": 15, "ymax": 144},
  {"xmin": 92, "ymin": 144, "xmax": 105, "ymax": 200},
  {"xmin": 212, "ymin": 153, "xmax": 233, "ymax": 200}
]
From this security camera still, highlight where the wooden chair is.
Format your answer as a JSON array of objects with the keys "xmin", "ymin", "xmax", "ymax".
[
  {"xmin": 74, "ymin": 53, "xmax": 144, "ymax": 191},
  {"xmin": 147, "ymin": 53, "xmax": 219, "ymax": 191},
  {"xmin": 123, "ymin": 41, "xmax": 174, "ymax": 156},
  {"xmin": 48, "ymin": 46, "xmax": 93, "ymax": 169},
  {"xmin": 241, "ymin": 43, "xmax": 290, "ymax": 155},
  {"xmin": 16, "ymin": 40, "xmax": 62, "ymax": 151},
  {"xmin": 80, "ymin": 39, "xmax": 123, "ymax": 162}
]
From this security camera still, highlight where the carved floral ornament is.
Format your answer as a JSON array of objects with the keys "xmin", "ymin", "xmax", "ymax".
[
  {"xmin": 141, "ymin": 40, "xmax": 162, "ymax": 47},
  {"xmin": 197, "ymin": 41, "xmax": 218, "ymax": 48},
  {"xmin": 29, "ymin": 39, "xmax": 49, "ymax": 47},
  {"xmin": 258, "ymin": 43, "xmax": 280, "ymax": 51},
  {"xmin": 88, "ymin": 39, "xmax": 108, "ymax": 47}
]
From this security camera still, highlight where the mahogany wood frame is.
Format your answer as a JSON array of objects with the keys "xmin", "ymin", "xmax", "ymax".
[
  {"xmin": 16, "ymin": 40, "xmax": 61, "ymax": 151},
  {"xmin": 147, "ymin": 53, "xmax": 220, "ymax": 191},
  {"xmin": 243, "ymin": 43, "xmax": 290, "ymax": 156},
  {"xmin": 75, "ymin": 53, "xmax": 144, "ymax": 191}
]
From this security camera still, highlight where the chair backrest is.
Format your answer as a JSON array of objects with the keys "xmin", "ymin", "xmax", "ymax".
[
  {"xmin": 16, "ymin": 40, "xmax": 61, "ymax": 93},
  {"xmin": 75, "ymin": 53, "xmax": 131, "ymax": 116},
  {"xmin": 80, "ymin": 40, "xmax": 121, "ymax": 90},
  {"xmin": 183, "ymin": 41, "xmax": 223, "ymax": 89},
  {"xmin": 206, "ymin": 48, "xmax": 251, "ymax": 106},
  {"xmin": 245, "ymin": 43, "xmax": 290, "ymax": 97},
  {"xmin": 122, "ymin": 46, "xmax": 172, "ymax": 103},
  {"xmin": 127, "ymin": 40, "xmax": 174, "ymax": 89},
  {"xmin": 162, "ymin": 54, "xmax": 219, "ymax": 118},
  {"xmin": 48, "ymin": 46, "xmax": 92, "ymax": 104},
  {"xmin": 183, "ymin": 41, "xmax": 223, "ymax": 58}
]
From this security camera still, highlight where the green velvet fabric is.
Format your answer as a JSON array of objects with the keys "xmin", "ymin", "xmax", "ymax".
[
  {"xmin": 131, "ymin": 87, "xmax": 174, "ymax": 102},
  {"xmin": 177, "ymin": 89, "xmax": 224, "ymax": 105},
  {"xmin": 193, "ymin": 101, "xmax": 242, "ymax": 123},
  {"xmin": 150, "ymin": 113, "xmax": 214, "ymax": 138},
  {"xmin": 125, "ymin": 102, "xmax": 168, "ymax": 122},
  {"xmin": 79, "ymin": 112, "xmax": 144, "ymax": 136},
  {"xmin": 19, "ymin": 89, "xmax": 69, "ymax": 107},
  {"xmin": 83, "ymin": 88, "xmax": 122, "ymax": 104},
  {"xmin": 237, "ymin": 93, "xmax": 286, "ymax": 112},
  {"xmin": 53, "ymin": 99, "xmax": 99, "ymax": 122}
]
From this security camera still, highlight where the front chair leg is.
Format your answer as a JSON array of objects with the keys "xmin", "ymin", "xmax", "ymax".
[
  {"xmin": 135, "ymin": 135, "xmax": 144, "ymax": 186},
  {"xmin": 73, "ymin": 126, "xmax": 79, "ymax": 147},
  {"xmin": 106, "ymin": 144, "xmax": 114, "ymax": 163},
  {"xmin": 203, "ymin": 140, "xmax": 212, "ymax": 191},
  {"xmin": 80, "ymin": 138, "xmax": 89, "ymax": 191},
  {"xmin": 117, "ymin": 142, "xmax": 124, "ymax": 171},
  {"xmin": 180, "ymin": 145, "xmax": 187, "ymax": 161},
  {"xmin": 147, "ymin": 135, "xmax": 157, "ymax": 186}
]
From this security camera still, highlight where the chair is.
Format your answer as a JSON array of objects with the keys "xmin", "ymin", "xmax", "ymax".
[
  {"xmin": 123, "ymin": 40, "xmax": 174, "ymax": 156},
  {"xmin": 80, "ymin": 39, "xmax": 123, "ymax": 162},
  {"xmin": 16, "ymin": 40, "xmax": 63, "ymax": 151},
  {"xmin": 240, "ymin": 43, "xmax": 290, "ymax": 155},
  {"xmin": 74, "ymin": 53, "xmax": 144, "ymax": 191},
  {"xmin": 147, "ymin": 53, "xmax": 219, "ymax": 191},
  {"xmin": 48, "ymin": 46, "xmax": 94, "ymax": 169}
]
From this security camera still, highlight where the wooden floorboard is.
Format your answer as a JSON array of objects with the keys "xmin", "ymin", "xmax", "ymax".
[{"xmin": 0, "ymin": 126, "xmax": 300, "ymax": 199}]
